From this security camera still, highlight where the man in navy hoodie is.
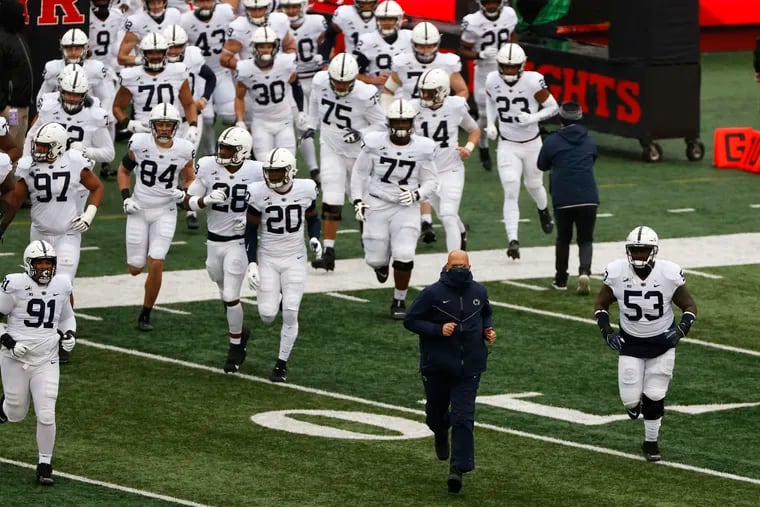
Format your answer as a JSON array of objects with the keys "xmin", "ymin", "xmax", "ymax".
[
  {"xmin": 404, "ymin": 249, "xmax": 497, "ymax": 494},
  {"xmin": 537, "ymin": 101, "xmax": 599, "ymax": 294}
]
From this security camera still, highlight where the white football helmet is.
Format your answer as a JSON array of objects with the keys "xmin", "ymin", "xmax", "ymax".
[
  {"xmin": 243, "ymin": 0, "xmax": 272, "ymax": 26},
  {"xmin": 477, "ymin": 0, "xmax": 505, "ymax": 21},
  {"xmin": 148, "ymin": 102, "xmax": 181, "ymax": 143},
  {"xmin": 411, "ymin": 22, "xmax": 441, "ymax": 64},
  {"xmin": 24, "ymin": 240, "xmax": 57, "ymax": 285},
  {"xmin": 263, "ymin": 148, "xmax": 298, "ymax": 191},
  {"xmin": 58, "ymin": 64, "xmax": 90, "ymax": 114},
  {"xmin": 625, "ymin": 226, "xmax": 659, "ymax": 268},
  {"xmin": 60, "ymin": 28, "xmax": 89, "ymax": 64},
  {"xmin": 328, "ymin": 53, "xmax": 359, "ymax": 97},
  {"xmin": 192, "ymin": 0, "xmax": 216, "ymax": 21},
  {"xmin": 143, "ymin": 0, "xmax": 167, "ymax": 20},
  {"xmin": 354, "ymin": 0, "xmax": 378, "ymax": 21},
  {"xmin": 251, "ymin": 26, "xmax": 279, "ymax": 67},
  {"xmin": 280, "ymin": 0, "xmax": 306, "ymax": 23},
  {"xmin": 139, "ymin": 32, "xmax": 170, "ymax": 72},
  {"xmin": 497, "ymin": 43, "xmax": 527, "ymax": 84},
  {"xmin": 386, "ymin": 99, "xmax": 417, "ymax": 142},
  {"xmin": 162, "ymin": 25, "xmax": 188, "ymax": 63},
  {"xmin": 32, "ymin": 122, "xmax": 67, "ymax": 163},
  {"xmin": 216, "ymin": 127, "xmax": 253, "ymax": 166},
  {"xmin": 417, "ymin": 68, "xmax": 449, "ymax": 108},
  {"xmin": 374, "ymin": 1, "xmax": 404, "ymax": 37}
]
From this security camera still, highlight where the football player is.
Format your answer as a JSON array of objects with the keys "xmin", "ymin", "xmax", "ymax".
[
  {"xmin": 245, "ymin": 148, "xmax": 321, "ymax": 382},
  {"xmin": 117, "ymin": 103, "xmax": 195, "ymax": 332},
  {"xmin": 0, "ymin": 119, "xmax": 18, "ymax": 240},
  {"xmin": 459, "ymin": 0, "xmax": 518, "ymax": 171},
  {"xmin": 306, "ymin": 52, "xmax": 386, "ymax": 271},
  {"xmin": 280, "ymin": 0, "xmax": 326, "ymax": 181},
  {"xmin": 113, "ymin": 32, "xmax": 199, "ymax": 147},
  {"xmin": 594, "ymin": 226, "xmax": 698, "ymax": 462},
  {"xmin": 0, "ymin": 240, "xmax": 77, "ymax": 485},
  {"xmin": 414, "ymin": 69, "xmax": 480, "ymax": 252},
  {"xmin": 0, "ymin": 116, "xmax": 21, "ymax": 163},
  {"xmin": 354, "ymin": 0, "xmax": 411, "ymax": 91},
  {"xmin": 221, "ymin": 0, "xmax": 296, "ymax": 74},
  {"xmin": 89, "ymin": 0, "xmax": 126, "ymax": 74},
  {"xmin": 180, "ymin": 0, "xmax": 237, "ymax": 136},
  {"xmin": 234, "ymin": 26, "xmax": 301, "ymax": 161},
  {"xmin": 350, "ymin": 99, "xmax": 438, "ymax": 319},
  {"xmin": 484, "ymin": 43, "xmax": 558, "ymax": 261},
  {"xmin": 186, "ymin": 127, "xmax": 263, "ymax": 373},
  {"xmin": 118, "ymin": 0, "xmax": 182, "ymax": 67},
  {"xmin": 318, "ymin": 0, "xmax": 376, "ymax": 61}
]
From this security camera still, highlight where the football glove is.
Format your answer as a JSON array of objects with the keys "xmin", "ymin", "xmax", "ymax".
[
  {"xmin": 664, "ymin": 313, "xmax": 695, "ymax": 347},
  {"xmin": 170, "ymin": 188, "xmax": 186, "ymax": 203},
  {"xmin": 122, "ymin": 197, "xmax": 141, "ymax": 215},
  {"xmin": 204, "ymin": 188, "xmax": 228, "ymax": 206},
  {"xmin": 71, "ymin": 205, "xmax": 97, "ymax": 233},
  {"xmin": 603, "ymin": 330, "xmax": 624, "ymax": 352},
  {"xmin": 60, "ymin": 330, "xmax": 77, "ymax": 352},
  {"xmin": 353, "ymin": 199, "xmax": 368, "ymax": 222},
  {"xmin": 296, "ymin": 112, "xmax": 310, "ymax": 131},
  {"xmin": 185, "ymin": 125, "xmax": 199, "ymax": 145},
  {"xmin": 343, "ymin": 128, "xmax": 362, "ymax": 144},
  {"xmin": 68, "ymin": 141, "xmax": 87, "ymax": 158},
  {"xmin": 232, "ymin": 218, "xmax": 246, "ymax": 236},
  {"xmin": 1, "ymin": 333, "xmax": 29, "ymax": 359},
  {"xmin": 479, "ymin": 47, "xmax": 498, "ymax": 60},
  {"xmin": 517, "ymin": 111, "xmax": 538, "ymax": 125},
  {"xmin": 300, "ymin": 128, "xmax": 316, "ymax": 143},
  {"xmin": 246, "ymin": 262, "xmax": 260, "ymax": 291},
  {"xmin": 399, "ymin": 187, "xmax": 420, "ymax": 206},
  {"xmin": 309, "ymin": 237, "xmax": 322, "ymax": 258},
  {"xmin": 310, "ymin": 168, "xmax": 321, "ymax": 190},
  {"xmin": 235, "ymin": 121, "xmax": 248, "ymax": 130},
  {"xmin": 485, "ymin": 125, "xmax": 498, "ymax": 141},
  {"xmin": 127, "ymin": 120, "xmax": 150, "ymax": 134}
]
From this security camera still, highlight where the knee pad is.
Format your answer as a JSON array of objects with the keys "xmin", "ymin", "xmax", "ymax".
[
  {"xmin": 281, "ymin": 308, "xmax": 298, "ymax": 326},
  {"xmin": 37, "ymin": 408, "xmax": 56, "ymax": 426},
  {"xmin": 392, "ymin": 260, "xmax": 413, "ymax": 272},
  {"xmin": 321, "ymin": 203, "xmax": 342, "ymax": 221},
  {"xmin": 4, "ymin": 398, "xmax": 29, "ymax": 423},
  {"xmin": 641, "ymin": 394, "xmax": 665, "ymax": 420},
  {"xmin": 259, "ymin": 312, "xmax": 277, "ymax": 324}
]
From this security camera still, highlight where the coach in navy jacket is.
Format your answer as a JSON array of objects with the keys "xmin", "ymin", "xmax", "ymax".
[
  {"xmin": 403, "ymin": 250, "xmax": 496, "ymax": 494},
  {"xmin": 537, "ymin": 101, "xmax": 599, "ymax": 292}
]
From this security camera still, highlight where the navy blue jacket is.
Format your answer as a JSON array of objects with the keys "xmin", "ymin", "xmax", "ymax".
[
  {"xmin": 537, "ymin": 124, "xmax": 599, "ymax": 210},
  {"xmin": 404, "ymin": 270, "xmax": 493, "ymax": 377}
]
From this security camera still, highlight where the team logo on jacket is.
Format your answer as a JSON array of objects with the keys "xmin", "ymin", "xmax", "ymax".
[{"xmin": 473, "ymin": 299, "xmax": 481, "ymax": 306}]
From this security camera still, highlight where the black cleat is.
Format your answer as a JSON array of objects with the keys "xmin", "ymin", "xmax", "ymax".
[
  {"xmin": 538, "ymin": 207, "xmax": 554, "ymax": 234},
  {"xmin": 0, "ymin": 395, "xmax": 7, "ymax": 423},
  {"xmin": 642, "ymin": 440, "xmax": 662, "ymax": 462},
  {"xmin": 434, "ymin": 432, "xmax": 449, "ymax": 461},
  {"xmin": 420, "ymin": 221, "xmax": 437, "ymax": 244},
  {"xmin": 374, "ymin": 265, "xmax": 389, "ymax": 283},
  {"xmin": 627, "ymin": 401, "xmax": 642, "ymax": 420},
  {"xmin": 137, "ymin": 315, "xmax": 153, "ymax": 332},
  {"xmin": 460, "ymin": 224, "xmax": 469, "ymax": 251},
  {"xmin": 270, "ymin": 359, "xmax": 288, "ymax": 382},
  {"xmin": 223, "ymin": 327, "xmax": 249, "ymax": 373},
  {"xmin": 311, "ymin": 246, "xmax": 335, "ymax": 271},
  {"xmin": 36, "ymin": 463, "xmax": 54, "ymax": 486},
  {"xmin": 390, "ymin": 299, "xmax": 406, "ymax": 320},
  {"xmin": 506, "ymin": 240, "xmax": 520, "ymax": 260},
  {"xmin": 447, "ymin": 466, "xmax": 463, "ymax": 493},
  {"xmin": 187, "ymin": 213, "xmax": 200, "ymax": 230},
  {"xmin": 479, "ymin": 147, "xmax": 492, "ymax": 171}
]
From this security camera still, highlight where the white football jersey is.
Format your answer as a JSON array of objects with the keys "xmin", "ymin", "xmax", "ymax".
[
  {"xmin": 189, "ymin": 156, "xmax": 264, "ymax": 237},
  {"xmin": 38, "ymin": 59, "xmax": 113, "ymax": 106},
  {"xmin": 0, "ymin": 116, "xmax": 8, "ymax": 135},
  {"xmin": 119, "ymin": 62, "xmax": 189, "ymax": 122},
  {"xmin": 356, "ymin": 30, "xmax": 413, "ymax": 78},
  {"xmin": 308, "ymin": 70, "xmax": 386, "ymax": 157},
  {"xmin": 0, "ymin": 273, "xmax": 73, "ymax": 366},
  {"xmin": 246, "ymin": 179, "xmax": 318, "ymax": 259},
  {"xmin": 0, "ymin": 153, "xmax": 11, "ymax": 182},
  {"xmin": 167, "ymin": 0, "xmax": 190, "ymax": 13},
  {"xmin": 331, "ymin": 5, "xmax": 374, "ymax": 54},
  {"xmin": 180, "ymin": 4, "xmax": 235, "ymax": 74},
  {"xmin": 414, "ymin": 95, "xmax": 473, "ymax": 171},
  {"xmin": 460, "ymin": 7, "xmax": 518, "ymax": 77},
  {"xmin": 391, "ymin": 52, "xmax": 462, "ymax": 99},
  {"xmin": 603, "ymin": 259, "xmax": 685, "ymax": 338},
  {"xmin": 124, "ymin": 8, "xmax": 182, "ymax": 40},
  {"xmin": 127, "ymin": 133, "xmax": 195, "ymax": 208},
  {"xmin": 485, "ymin": 70, "xmax": 549, "ymax": 142},
  {"xmin": 16, "ymin": 151, "xmax": 94, "ymax": 234},
  {"xmin": 236, "ymin": 53, "xmax": 297, "ymax": 123},
  {"xmin": 181, "ymin": 45, "xmax": 207, "ymax": 100},
  {"xmin": 350, "ymin": 131, "xmax": 439, "ymax": 204},
  {"xmin": 292, "ymin": 14, "xmax": 327, "ymax": 79},
  {"xmin": 227, "ymin": 13, "xmax": 291, "ymax": 61},
  {"xmin": 89, "ymin": 7, "xmax": 125, "ymax": 71}
]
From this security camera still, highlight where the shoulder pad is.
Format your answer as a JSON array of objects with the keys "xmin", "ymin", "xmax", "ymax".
[
  {"xmin": 448, "ymin": 95, "xmax": 468, "ymax": 110},
  {"xmin": 312, "ymin": 70, "xmax": 329, "ymax": 87},
  {"xmin": 175, "ymin": 139, "xmax": 196, "ymax": 160},
  {"xmin": 0, "ymin": 274, "xmax": 20, "ymax": 294},
  {"xmin": 39, "ymin": 93, "xmax": 60, "ymax": 112},
  {"xmin": 658, "ymin": 260, "xmax": 685, "ymax": 282},
  {"xmin": 603, "ymin": 259, "xmax": 627, "ymax": 285},
  {"xmin": 354, "ymin": 80, "xmax": 378, "ymax": 99},
  {"xmin": 361, "ymin": 131, "xmax": 386, "ymax": 150}
]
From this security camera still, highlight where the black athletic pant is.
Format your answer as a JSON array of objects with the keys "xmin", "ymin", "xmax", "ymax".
[{"xmin": 554, "ymin": 205, "xmax": 597, "ymax": 281}]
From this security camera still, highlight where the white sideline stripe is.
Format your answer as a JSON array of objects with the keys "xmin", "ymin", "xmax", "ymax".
[
  {"xmin": 0, "ymin": 252, "xmax": 15, "ymax": 257},
  {"xmin": 80, "ymin": 246, "xmax": 100, "ymax": 251},
  {"xmin": 336, "ymin": 229, "xmax": 359, "ymax": 234},
  {"xmin": 73, "ymin": 312, "xmax": 103, "ymax": 321},
  {"xmin": 325, "ymin": 292, "xmax": 370, "ymax": 303},
  {"xmin": 500, "ymin": 280, "xmax": 549, "ymax": 291},
  {"xmin": 153, "ymin": 305, "xmax": 192, "ymax": 315},
  {"xmin": 749, "ymin": 204, "xmax": 760, "ymax": 209},
  {"xmin": 240, "ymin": 298, "xmax": 258, "ymax": 306},
  {"xmin": 489, "ymin": 300, "xmax": 760, "ymax": 358},
  {"xmin": 597, "ymin": 213, "xmax": 614, "ymax": 218},
  {"xmin": 683, "ymin": 269, "xmax": 723, "ymax": 279},
  {"xmin": 0, "ymin": 457, "xmax": 210, "ymax": 507},
  {"xmin": 667, "ymin": 208, "xmax": 696, "ymax": 213},
  {"xmin": 77, "ymin": 339, "xmax": 760, "ymax": 486},
  {"xmin": 171, "ymin": 241, "xmax": 187, "ymax": 245}
]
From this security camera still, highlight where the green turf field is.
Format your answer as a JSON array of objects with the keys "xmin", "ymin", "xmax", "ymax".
[{"xmin": 0, "ymin": 51, "xmax": 758, "ymax": 505}]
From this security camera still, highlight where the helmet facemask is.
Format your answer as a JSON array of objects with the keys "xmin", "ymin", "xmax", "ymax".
[
  {"xmin": 479, "ymin": 0, "xmax": 503, "ymax": 21},
  {"xmin": 60, "ymin": 90, "xmax": 87, "ymax": 114},
  {"xmin": 217, "ymin": 142, "xmax": 244, "ymax": 167},
  {"xmin": 354, "ymin": 0, "xmax": 377, "ymax": 21},
  {"xmin": 143, "ymin": 48, "xmax": 168, "ymax": 71},
  {"xmin": 166, "ymin": 43, "xmax": 186, "ymax": 63},
  {"xmin": 193, "ymin": 0, "xmax": 215, "ymax": 21},
  {"xmin": 151, "ymin": 119, "xmax": 178, "ymax": 144},
  {"xmin": 28, "ymin": 256, "xmax": 57, "ymax": 285},
  {"xmin": 499, "ymin": 63, "xmax": 523, "ymax": 84},
  {"xmin": 389, "ymin": 118, "xmax": 414, "ymax": 144},
  {"xmin": 144, "ymin": 0, "xmax": 168, "ymax": 20},
  {"xmin": 626, "ymin": 245, "xmax": 658, "ymax": 269}
]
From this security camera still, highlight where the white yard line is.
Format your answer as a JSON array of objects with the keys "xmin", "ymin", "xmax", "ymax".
[
  {"xmin": 77, "ymin": 339, "xmax": 760, "ymax": 487},
  {"xmin": 0, "ymin": 457, "xmax": 211, "ymax": 507},
  {"xmin": 325, "ymin": 292, "xmax": 370, "ymax": 303},
  {"xmin": 73, "ymin": 312, "xmax": 103, "ymax": 321},
  {"xmin": 79, "ymin": 246, "xmax": 100, "ymax": 251},
  {"xmin": 683, "ymin": 269, "xmax": 723, "ymax": 279},
  {"xmin": 153, "ymin": 306, "xmax": 192, "ymax": 315},
  {"xmin": 500, "ymin": 280, "xmax": 549, "ymax": 291},
  {"xmin": 667, "ymin": 208, "xmax": 696, "ymax": 213}
]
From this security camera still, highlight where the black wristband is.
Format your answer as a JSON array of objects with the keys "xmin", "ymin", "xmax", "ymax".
[
  {"xmin": 188, "ymin": 121, "xmax": 197, "ymax": 127},
  {"xmin": 121, "ymin": 188, "xmax": 131, "ymax": 201},
  {"xmin": 116, "ymin": 117, "xmax": 129, "ymax": 131}
]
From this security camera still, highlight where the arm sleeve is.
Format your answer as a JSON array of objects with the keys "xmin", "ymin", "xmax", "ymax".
[
  {"xmin": 485, "ymin": 90, "xmax": 497, "ymax": 128},
  {"xmin": 244, "ymin": 209, "xmax": 259, "ymax": 263},
  {"xmin": 349, "ymin": 149, "xmax": 371, "ymax": 203},
  {"xmin": 199, "ymin": 64, "xmax": 217, "ymax": 100},
  {"xmin": 403, "ymin": 289, "xmax": 443, "ymax": 336},
  {"xmin": 306, "ymin": 210, "xmax": 320, "ymax": 240},
  {"xmin": 354, "ymin": 51, "xmax": 370, "ymax": 75},
  {"xmin": 417, "ymin": 160, "xmax": 439, "ymax": 201},
  {"xmin": 360, "ymin": 100, "xmax": 387, "ymax": 136},
  {"xmin": 534, "ymin": 95, "xmax": 559, "ymax": 121},
  {"xmin": 291, "ymin": 79, "xmax": 304, "ymax": 111},
  {"xmin": 460, "ymin": 112, "xmax": 479, "ymax": 133},
  {"xmin": 318, "ymin": 23, "xmax": 339, "ymax": 62},
  {"xmin": 307, "ymin": 82, "xmax": 319, "ymax": 130},
  {"xmin": 481, "ymin": 289, "xmax": 494, "ymax": 329},
  {"xmin": 86, "ymin": 127, "xmax": 116, "ymax": 163}
]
